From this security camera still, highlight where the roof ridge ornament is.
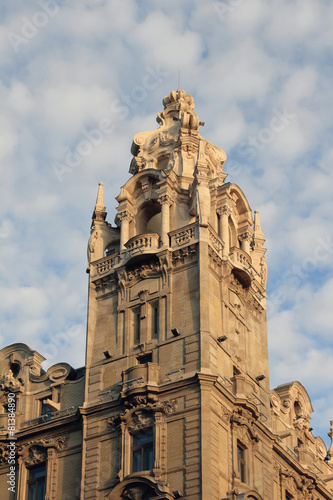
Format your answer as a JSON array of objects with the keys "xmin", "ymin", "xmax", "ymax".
[{"xmin": 129, "ymin": 91, "xmax": 226, "ymax": 182}]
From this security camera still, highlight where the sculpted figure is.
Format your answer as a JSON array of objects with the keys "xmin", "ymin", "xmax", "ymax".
[
  {"xmin": 0, "ymin": 369, "xmax": 23, "ymax": 391},
  {"xmin": 328, "ymin": 420, "xmax": 333, "ymax": 459}
]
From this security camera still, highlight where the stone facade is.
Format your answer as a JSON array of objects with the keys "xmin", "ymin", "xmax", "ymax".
[{"xmin": 1, "ymin": 90, "xmax": 333, "ymax": 499}]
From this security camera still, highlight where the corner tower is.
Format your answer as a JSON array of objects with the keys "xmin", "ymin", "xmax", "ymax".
[{"xmin": 82, "ymin": 90, "xmax": 271, "ymax": 499}]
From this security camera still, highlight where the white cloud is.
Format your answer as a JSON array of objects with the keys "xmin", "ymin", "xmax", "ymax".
[{"xmin": 0, "ymin": 0, "xmax": 333, "ymax": 447}]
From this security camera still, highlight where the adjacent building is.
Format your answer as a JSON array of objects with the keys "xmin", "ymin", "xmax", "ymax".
[{"xmin": 1, "ymin": 90, "xmax": 333, "ymax": 499}]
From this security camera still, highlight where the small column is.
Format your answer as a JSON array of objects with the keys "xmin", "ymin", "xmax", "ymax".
[
  {"xmin": 219, "ymin": 206, "xmax": 230, "ymax": 258},
  {"xmin": 160, "ymin": 195, "xmax": 171, "ymax": 247},
  {"xmin": 119, "ymin": 211, "xmax": 131, "ymax": 250}
]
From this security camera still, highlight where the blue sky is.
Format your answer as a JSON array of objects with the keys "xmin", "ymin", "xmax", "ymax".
[{"xmin": 1, "ymin": 0, "xmax": 333, "ymax": 446}]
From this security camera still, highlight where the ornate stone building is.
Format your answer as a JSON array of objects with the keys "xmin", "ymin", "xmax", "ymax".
[{"xmin": 1, "ymin": 90, "xmax": 333, "ymax": 499}]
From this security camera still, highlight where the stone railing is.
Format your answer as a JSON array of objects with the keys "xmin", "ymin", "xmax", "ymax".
[
  {"xmin": 119, "ymin": 363, "xmax": 160, "ymax": 392},
  {"xmin": 229, "ymin": 247, "xmax": 252, "ymax": 269},
  {"xmin": 21, "ymin": 406, "xmax": 77, "ymax": 429},
  {"xmin": 169, "ymin": 222, "xmax": 198, "ymax": 248},
  {"xmin": 208, "ymin": 225, "xmax": 224, "ymax": 254},
  {"xmin": 94, "ymin": 253, "xmax": 119, "ymax": 276},
  {"xmin": 124, "ymin": 233, "xmax": 160, "ymax": 256}
]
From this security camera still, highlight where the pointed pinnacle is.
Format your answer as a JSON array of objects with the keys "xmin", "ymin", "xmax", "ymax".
[
  {"xmin": 92, "ymin": 182, "xmax": 107, "ymax": 224},
  {"xmin": 95, "ymin": 182, "xmax": 106, "ymax": 213},
  {"xmin": 253, "ymin": 210, "xmax": 264, "ymax": 239}
]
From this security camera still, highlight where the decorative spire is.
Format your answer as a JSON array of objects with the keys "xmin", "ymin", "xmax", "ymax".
[
  {"xmin": 92, "ymin": 182, "xmax": 106, "ymax": 223},
  {"xmin": 253, "ymin": 210, "xmax": 264, "ymax": 240}
]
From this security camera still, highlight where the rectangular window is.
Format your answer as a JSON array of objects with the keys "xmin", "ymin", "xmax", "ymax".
[
  {"xmin": 137, "ymin": 353, "xmax": 152, "ymax": 364},
  {"xmin": 237, "ymin": 442, "xmax": 246, "ymax": 483},
  {"xmin": 40, "ymin": 402, "xmax": 52, "ymax": 422},
  {"xmin": 134, "ymin": 309, "xmax": 141, "ymax": 344},
  {"xmin": 151, "ymin": 304, "xmax": 158, "ymax": 339},
  {"xmin": 132, "ymin": 429, "xmax": 154, "ymax": 472},
  {"xmin": 27, "ymin": 464, "xmax": 46, "ymax": 500}
]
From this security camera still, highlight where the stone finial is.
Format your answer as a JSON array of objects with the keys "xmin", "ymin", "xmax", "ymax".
[
  {"xmin": 95, "ymin": 182, "xmax": 106, "ymax": 213},
  {"xmin": 251, "ymin": 209, "xmax": 266, "ymax": 253},
  {"xmin": 253, "ymin": 210, "xmax": 264, "ymax": 239},
  {"xmin": 92, "ymin": 182, "xmax": 106, "ymax": 223},
  {"xmin": 159, "ymin": 89, "xmax": 200, "ymax": 131}
]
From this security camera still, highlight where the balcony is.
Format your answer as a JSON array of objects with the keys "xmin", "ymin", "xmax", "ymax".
[
  {"xmin": 124, "ymin": 233, "xmax": 161, "ymax": 260},
  {"xmin": 229, "ymin": 246, "xmax": 252, "ymax": 287},
  {"xmin": 89, "ymin": 253, "xmax": 120, "ymax": 280},
  {"xmin": 208, "ymin": 225, "xmax": 223, "ymax": 254},
  {"xmin": 169, "ymin": 222, "xmax": 198, "ymax": 248},
  {"xmin": 119, "ymin": 363, "xmax": 160, "ymax": 393},
  {"xmin": 21, "ymin": 406, "xmax": 77, "ymax": 429}
]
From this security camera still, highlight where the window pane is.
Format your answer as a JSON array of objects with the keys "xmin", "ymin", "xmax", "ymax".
[
  {"xmin": 28, "ymin": 465, "xmax": 46, "ymax": 500},
  {"xmin": 143, "ymin": 444, "xmax": 153, "ymax": 470},
  {"xmin": 41, "ymin": 403, "xmax": 51, "ymax": 422},
  {"xmin": 132, "ymin": 449, "xmax": 141, "ymax": 473},
  {"xmin": 37, "ymin": 479, "xmax": 46, "ymax": 500},
  {"xmin": 29, "ymin": 465, "xmax": 46, "ymax": 479},
  {"xmin": 133, "ymin": 430, "xmax": 153, "ymax": 446},
  {"xmin": 237, "ymin": 445, "xmax": 244, "ymax": 459},
  {"xmin": 239, "ymin": 463, "xmax": 245, "ymax": 482},
  {"xmin": 28, "ymin": 484, "xmax": 36, "ymax": 500}
]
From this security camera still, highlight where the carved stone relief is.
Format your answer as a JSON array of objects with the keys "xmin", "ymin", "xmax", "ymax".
[
  {"xmin": 18, "ymin": 435, "xmax": 69, "ymax": 459},
  {"xmin": 121, "ymin": 485, "xmax": 155, "ymax": 500},
  {"xmin": 0, "ymin": 368, "xmax": 24, "ymax": 392},
  {"xmin": 171, "ymin": 244, "xmax": 197, "ymax": 267},
  {"xmin": 25, "ymin": 445, "xmax": 47, "ymax": 465}
]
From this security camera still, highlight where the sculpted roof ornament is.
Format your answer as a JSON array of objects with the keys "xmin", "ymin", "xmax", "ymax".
[{"xmin": 129, "ymin": 90, "xmax": 226, "ymax": 182}]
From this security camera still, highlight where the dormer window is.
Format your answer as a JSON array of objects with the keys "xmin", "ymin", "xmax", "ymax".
[{"xmin": 40, "ymin": 402, "xmax": 52, "ymax": 423}]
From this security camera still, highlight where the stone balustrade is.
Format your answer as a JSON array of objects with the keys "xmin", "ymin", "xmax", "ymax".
[
  {"xmin": 95, "ymin": 253, "xmax": 119, "ymax": 275},
  {"xmin": 169, "ymin": 222, "xmax": 198, "ymax": 247},
  {"xmin": 208, "ymin": 226, "xmax": 224, "ymax": 254},
  {"xmin": 124, "ymin": 233, "xmax": 160, "ymax": 256},
  {"xmin": 229, "ymin": 246, "xmax": 252, "ymax": 268},
  {"xmin": 229, "ymin": 246, "xmax": 253, "ymax": 286}
]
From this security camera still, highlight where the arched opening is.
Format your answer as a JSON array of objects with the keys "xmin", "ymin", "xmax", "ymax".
[
  {"xmin": 229, "ymin": 217, "xmax": 238, "ymax": 248},
  {"xmin": 9, "ymin": 362, "xmax": 20, "ymax": 378},
  {"xmin": 137, "ymin": 201, "xmax": 161, "ymax": 235},
  {"xmin": 147, "ymin": 212, "xmax": 161, "ymax": 234},
  {"xmin": 294, "ymin": 401, "xmax": 302, "ymax": 417}
]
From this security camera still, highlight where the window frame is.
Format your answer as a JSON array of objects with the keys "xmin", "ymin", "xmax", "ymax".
[
  {"xmin": 27, "ymin": 463, "xmax": 46, "ymax": 500},
  {"xmin": 133, "ymin": 307, "xmax": 141, "ymax": 344},
  {"xmin": 131, "ymin": 428, "xmax": 154, "ymax": 473},
  {"xmin": 40, "ymin": 401, "xmax": 52, "ymax": 422},
  {"xmin": 151, "ymin": 303, "xmax": 159, "ymax": 339},
  {"xmin": 237, "ymin": 441, "xmax": 246, "ymax": 483}
]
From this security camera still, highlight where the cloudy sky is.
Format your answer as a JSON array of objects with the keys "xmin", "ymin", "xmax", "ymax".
[{"xmin": 1, "ymin": 0, "xmax": 333, "ymax": 446}]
